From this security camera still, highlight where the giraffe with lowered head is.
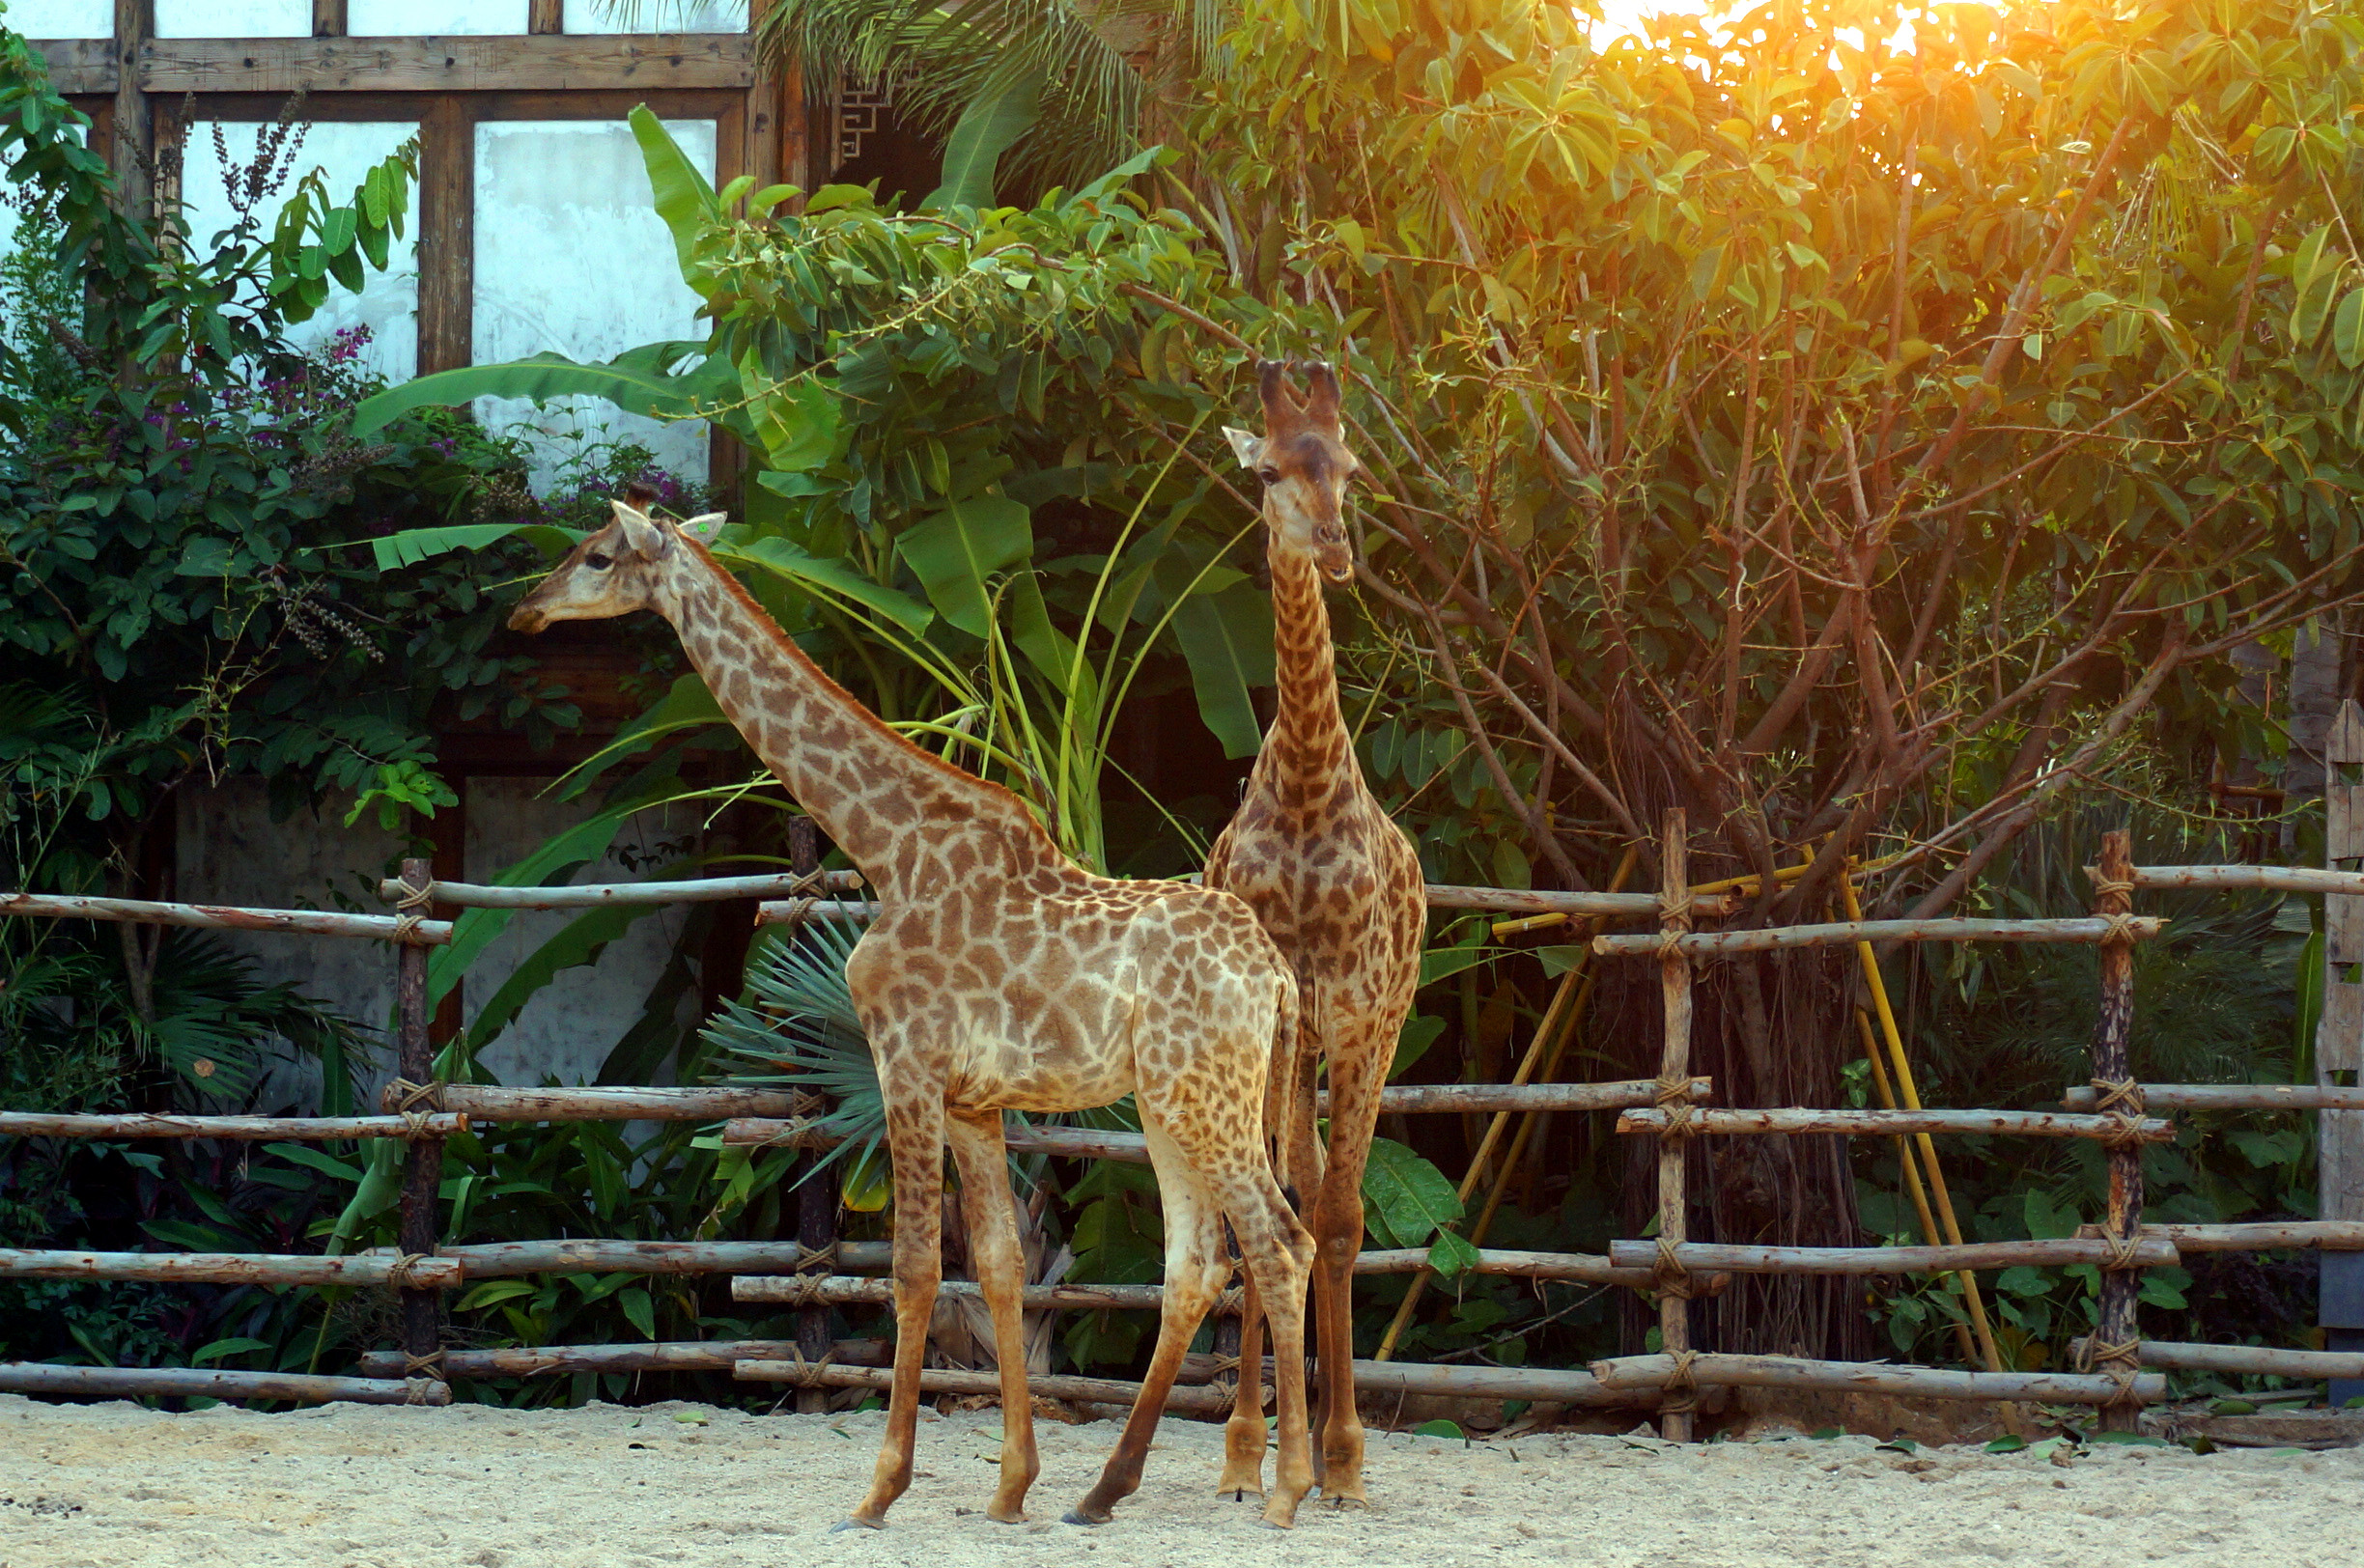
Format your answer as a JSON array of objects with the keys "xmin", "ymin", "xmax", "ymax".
[
  {"xmin": 508, "ymin": 496, "xmax": 1320, "ymax": 1530},
  {"xmin": 1209, "ymin": 361, "xmax": 1427, "ymax": 1506}
]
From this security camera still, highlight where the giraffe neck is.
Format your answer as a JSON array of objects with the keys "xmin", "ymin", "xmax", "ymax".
[
  {"xmin": 654, "ymin": 544, "xmax": 1055, "ymax": 901},
  {"xmin": 1253, "ymin": 539, "xmax": 1352, "ymax": 810}
]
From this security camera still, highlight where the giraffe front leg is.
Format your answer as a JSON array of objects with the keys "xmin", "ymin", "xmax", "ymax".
[
  {"xmin": 945, "ymin": 1109, "xmax": 1040, "ymax": 1525},
  {"xmin": 1309, "ymin": 1044, "xmax": 1386, "ymax": 1508},
  {"xmin": 840, "ymin": 1085, "xmax": 944, "ymax": 1531},
  {"xmin": 1216, "ymin": 1274, "xmax": 1269, "ymax": 1498}
]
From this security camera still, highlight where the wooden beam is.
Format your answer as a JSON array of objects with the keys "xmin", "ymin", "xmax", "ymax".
[
  {"xmin": 2069, "ymin": 1336, "xmax": 2364, "ymax": 1379},
  {"xmin": 137, "ymin": 35, "xmax": 756, "ymax": 94},
  {"xmin": 2063, "ymin": 1082, "xmax": 2364, "ymax": 1111},
  {"xmin": 112, "ymin": 3, "xmax": 153, "ymax": 216},
  {"xmin": 358, "ymin": 1338, "xmax": 889, "ymax": 1378},
  {"xmin": 380, "ymin": 1084, "xmax": 815, "ymax": 1121},
  {"xmin": 529, "ymin": 0, "xmax": 565, "ymax": 34},
  {"xmin": 312, "ymin": 0, "xmax": 347, "ymax": 39},
  {"xmin": 415, "ymin": 96, "xmax": 473, "ymax": 376},
  {"xmin": 26, "ymin": 40, "xmax": 119, "ymax": 95}
]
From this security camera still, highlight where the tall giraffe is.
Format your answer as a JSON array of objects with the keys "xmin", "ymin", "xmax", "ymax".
[
  {"xmin": 509, "ymin": 499, "xmax": 1320, "ymax": 1530},
  {"xmin": 1209, "ymin": 362, "xmax": 1427, "ymax": 1506}
]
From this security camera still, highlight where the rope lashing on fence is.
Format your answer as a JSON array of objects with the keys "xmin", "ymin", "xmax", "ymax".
[
  {"xmin": 1658, "ymin": 1347, "xmax": 1702, "ymax": 1416},
  {"xmin": 403, "ymin": 1378, "xmax": 442, "ymax": 1405},
  {"xmin": 2090, "ymin": 1077, "xmax": 2150, "ymax": 1149},
  {"xmin": 1655, "ymin": 887, "xmax": 1695, "ymax": 962},
  {"xmin": 387, "ymin": 1078, "xmax": 445, "ymax": 1113},
  {"xmin": 384, "ymin": 1252, "xmax": 437, "ymax": 1291},
  {"xmin": 1652, "ymin": 1073, "xmax": 1699, "ymax": 1139},
  {"xmin": 391, "ymin": 872, "xmax": 436, "ymax": 944},
  {"xmin": 401, "ymin": 1349, "xmax": 445, "ymax": 1378},
  {"xmin": 794, "ymin": 1241, "xmax": 838, "ymax": 1274},
  {"xmin": 1652, "ymin": 1236, "xmax": 1695, "ymax": 1300},
  {"xmin": 760, "ymin": 866, "xmax": 845, "ymax": 933}
]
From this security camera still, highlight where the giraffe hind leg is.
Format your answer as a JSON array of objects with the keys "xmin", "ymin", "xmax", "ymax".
[
  {"xmin": 840, "ymin": 1077, "xmax": 945, "ymax": 1530},
  {"xmin": 945, "ymin": 1108, "xmax": 1040, "ymax": 1525},
  {"xmin": 1066, "ymin": 1126, "xmax": 1226, "ymax": 1525},
  {"xmin": 1216, "ymin": 1274, "xmax": 1268, "ymax": 1498}
]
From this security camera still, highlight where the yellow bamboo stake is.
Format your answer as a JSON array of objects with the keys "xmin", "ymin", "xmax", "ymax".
[
  {"xmin": 1856, "ymin": 1007, "xmax": 1979, "ymax": 1366},
  {"xmin": 1375, "ymin": 849, "xmax": 1638, "ymax": 1362},
  {"xmin": 1840, "ymin": 868, "xmax": 2006, "ymax": 1376}
]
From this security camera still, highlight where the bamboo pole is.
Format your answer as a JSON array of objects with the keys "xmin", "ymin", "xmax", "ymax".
[
  {"xmin": 1615, "ymin": 1106, "xmax": 2174, "ymax": 1141},
  {"xmin": 2089, "ymin": 830, "xmax": 2146, "ymax": 1432},
  {"xmin": 1591, "ymin": 1353, "xmax": 2167, "ymax": 1405},
  {"xmin": 1854, "ymin": 1009, "xmax": 1976, "ymax": 1363},
  {"xmin": 0, "ymin": 1111, "xmax": 466, "ymax": 1140},
  {"xmin": 357, "ymin": 1338, "xmax": 889, "ymax": 1379},
  {"xmin": 0, "ymin": 1249, "xmax": 463, "ymax": 1287},
  {"xmin": 393, "ymin": 857, "xmax": 445, "ymax": 1376},
  {"xmin": 1372, "ymin": 961, "xmax": 1587, "ymax": 1360},
  {"xmin": 1607, "ymin": 1237, "xmax": 2179, "ymax": 1274},
  {"xmin": 0, "ymin": 1362, "xmax": 451, "ymax": 1406},
  {"xmin": 374, "ymin": 869, "xmax": 860, "ymax": 908},
  {"xmin": 1592, "ymin": 915, "xmax": 2164, "ymax": 958},
  {"xmin": 1841, "ymin": 869, "xmax": 2006, "ymax": 1379},
  {"xmin": 1422, "ymin": 883, "xmax": 1665, "ymax": 916},
  {"xmin": 1653, "ymin": 810, "xmax": 1698, "ymax": 1441},
  {"xmin": 381, "ymin": 1084, "xmax": 814, "ymax": 1121},
  {"xmin": 734, "ymin": 1276, "xmax": 1232, "ymax": 1311},
  {"xmin": 2067, "ymin": 1337, "xmax": 2364, "ymax": 1378},
  {"xmin": 0, "ymin": 891, "xmax": 451, "ymax": 945},
  {"xmin": 2061, "ymin": 1083, "xmax": 2364, "ymax": 1112}
]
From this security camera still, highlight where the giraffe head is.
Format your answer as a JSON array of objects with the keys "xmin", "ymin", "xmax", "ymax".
[
  {"xmin": 1224, "ymin": 359, "xmax": 1359, "ymax": 583},
  {"xmin": 507, "ymin": 497, "xmax": 727, "ymax": 633}
]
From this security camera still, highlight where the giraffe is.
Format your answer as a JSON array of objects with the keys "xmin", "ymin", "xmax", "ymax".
[
  {"xmin": 508, "ymin": 498, "xmax": 1320, "ymax": 1530},
  {"xmin": 1206, "ymin": 361, "xmax": 1427, "ymax": 1507}
]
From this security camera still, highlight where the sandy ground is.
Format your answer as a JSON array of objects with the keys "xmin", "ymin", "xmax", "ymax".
[{"xmin": 0, "ymin": 1393, "xmax": 2357, "ymax": 1568}]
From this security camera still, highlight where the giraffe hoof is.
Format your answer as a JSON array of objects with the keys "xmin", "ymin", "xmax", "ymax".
[
  {"xmin": 830, "ymin": 1518, "xmax": 884, "ymax": 1533},
  {"xmin": 1061, "ymin": 1507, "xmax": 1110, "ymax": 1527}
]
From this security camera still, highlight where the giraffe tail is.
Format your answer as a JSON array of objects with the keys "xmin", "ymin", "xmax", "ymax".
[{"xmin": 1262, "ymin": 967, "xmax": 1322, "ymax": 1210}]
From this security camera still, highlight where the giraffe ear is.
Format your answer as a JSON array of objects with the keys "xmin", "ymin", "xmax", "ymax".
[
  {"xmin": 1222, "ymin": 426, "xmax": 1263, "ymax": 469},
  {"xmin": 679, "ymin": 512, "xmax": 729, "ymax": 545},
  {"xmin": 611, "ymin": 499, "xmax": 672, "ymax": 560}
]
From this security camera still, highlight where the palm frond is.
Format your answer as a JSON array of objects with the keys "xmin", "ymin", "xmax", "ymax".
[
  {"xmin": 702, "ymin": 918, "xmax": 885, "ymax": 1176},
  {"xmin": 760, "ymin": 0, "xmax": 1225, "ymax": 194}
]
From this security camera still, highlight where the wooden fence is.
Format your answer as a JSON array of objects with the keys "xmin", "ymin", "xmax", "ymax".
[{"xmin": 1, "ymin": 823, "xmax": 2354, "ymax": 1435}]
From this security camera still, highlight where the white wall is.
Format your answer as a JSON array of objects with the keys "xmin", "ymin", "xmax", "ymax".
[{"xmin": 175, "ymin": 779, "xmax": 711, "ymax": 1107}]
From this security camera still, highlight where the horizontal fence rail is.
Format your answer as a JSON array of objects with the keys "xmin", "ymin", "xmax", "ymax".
[
  {"xmin": 0, "ymin": 1249, "xmax": 463, "ymax": 1287},
  {"xmin": 2085, "ymin": 1220, "xmax": 2364, "ymax": 1252},
  {"xmin": 1591, "ymin": 915, "xmax": 2164, "ymax": 958},
  {"xmin": 0, "ymin": 891, "xmax": 451, "ymax": 945},
  {"xmin": 0, "ymin": 1111, "xmax": 466, "ymax": 1141},
  {"xmin": 1590, "ymin": 1353, "xmax": 2168, "ymax": 1406},
  {"xmin": 0, "ymin": 1363, "xmax": 449, "ymax": 1407},
  {"xmin": 377, "ymin": 1084, "xmax": 817, "ymax": 1121},
  {"xmin": 376, "ymin": 870, "xmax": 860, "ymax": 909},
  {"xmin": 1607, "ymin": 1237, "xmax": 2180, "ymax": 1275},
  {"xmin": 2059, "ymin": 1082, "xmax": 2364, "ymax": 1112},
  {"xmin": 1615, "ymin": 1106, "xmax": 2176, "ymax": 1142},
  {"xmin": 2068, "ymin": 1336, "xmax": 2364, "ymax": 1379}
]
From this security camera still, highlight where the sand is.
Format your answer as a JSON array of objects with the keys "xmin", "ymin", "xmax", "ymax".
[{"xmin": 0, "ymin": 1393, "xmax": 2356, "ymax": 1568}]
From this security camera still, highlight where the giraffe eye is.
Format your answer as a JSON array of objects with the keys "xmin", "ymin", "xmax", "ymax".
[
  {"xmin": 585, "ymin": 552, "xmax": 613, "ymax": 571},
  {"xmin": 1257, "ymin": 466, "xmax": 1281, "ymax": 486}
]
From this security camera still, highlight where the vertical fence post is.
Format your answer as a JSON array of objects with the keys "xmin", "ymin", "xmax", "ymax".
[
  {"xmin": 1652, "ymin": 809, "xmax": 1698, "ymax": 1441},
  {"xmin": 2087, "ymin": 829, "xmax": 2145, "ymax": 1432},
  {"xmin": 393, "ymin": 856, "xmax": 444, "ymax": 1379},
  {"xmin": 2321, "ymin": 701, "xmax": 2364, "ymax": 1404},
  {"xmin": 787, "ymin": 818, "xmax": 837, "ymax": 1414}
]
